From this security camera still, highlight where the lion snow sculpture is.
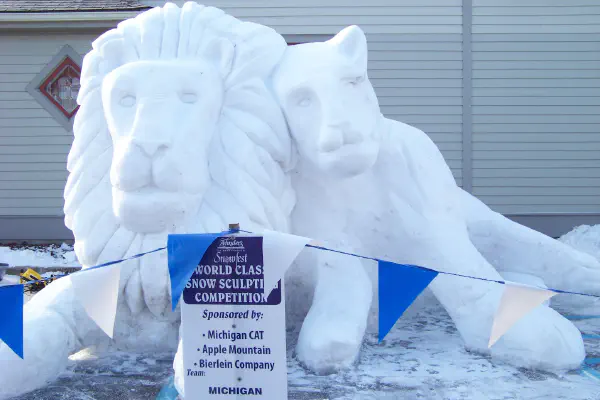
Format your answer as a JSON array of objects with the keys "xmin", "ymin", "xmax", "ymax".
[
  {"xmin": 272, "ymin": 25, "xmax": 600, "ymax": 373},
  {"xmin": 0, "ymin": 3, "xmax": 296, "ymax": 398}
]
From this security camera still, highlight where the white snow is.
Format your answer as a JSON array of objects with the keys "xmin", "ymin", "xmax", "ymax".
[
  {"xmin": 0, "ymin": 243, "xmax": 78, "ymax": 268},
  {"xmin": 9, "ymin": 301, "xmax": 600, "ymax": 400},
  {"xmin": 559, "ymin": 224, "xmax": 600, "ymax": 261},
  {"xmin": 2, "ymin": 227, "xmax": 600, "ymax": 399}
]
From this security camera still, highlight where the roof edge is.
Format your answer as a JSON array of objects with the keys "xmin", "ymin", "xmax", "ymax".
[
  {"xmin": 0, "ymin": 10, "xmax": 146, "ymax": 23},
  {"xmin": 2, "ymin": 7, "xmax": 150, "ymax": 14}
]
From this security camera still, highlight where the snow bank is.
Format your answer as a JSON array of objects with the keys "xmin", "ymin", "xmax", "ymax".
[
  {"xmin": 559, "ymin": 225, "xmax": 600, "ymax": 261},
  {"xmin": 0, "ymin": 243, "xmax": 79, "ymax": 268}
]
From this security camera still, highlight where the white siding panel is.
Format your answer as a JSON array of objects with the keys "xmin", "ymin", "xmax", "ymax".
[
  {"xmin": 474, "ymin": 123, "xmax": 599, "ymax": 133},
  {"xmin": 1, "ymin": 171, "xmax": 68, "ymax": 181},
  {"xmin": 0, "ymin": 33, "xmax": 97, "ymax": 217},
  {"xmin": 214, "ymin": 7, "xmax": 463, "ymax": 17},
  {"xmin": 2, "ymin": 154, "xmax": 67, "ymax": 163},
  {"xmin": 474, "ymin": 70, "xmax": 600, "ymax": 78},
  {"xmin": 474, "ymin": 0, "xmax": 600, "ymax": 5},
  {"xmin": 473, "ymin": 159, "xmax": 600, "ymax": 168},
  {"xmin": 0, "ymin": 181, "xmax": 67, "ymax": 190},
  {"xmin": 145, "ymin": 0, "xmax": 463, "ymax": 7},
  {"xmin": 474, "ymin": 52, "xmax": 600, "ymax": 61},
  {"xmin": 474, "ymin": 33, "xmax": 600, "ymax": 42},
  {"xmin": 0, "ymin": 163, "xmax": 70, "ymax": 172},
  {"xmin": 475, "ymin": 6, "xmax": 600, "ymax": 16},
  {"xmin": 472, "ymin": 42, "xmax": 600, "ymax": 52},
  {"xmin": 0, "ymin": 190, "xmax": 65, "ymax": 198},
  {"xmin": 473, "ymin": 96, "xmax": 600, "ymax": 105},
  {"xmin": 473, "ymin": 25, "xmax": 600, "ymax": 34},
  {"xmin": 0, "ymin": 208, "xmax": 64, "ymax": 216},
  {"xmin": 475, "ymin": 186, "xmax": 600, "ymax": 196},
  {"xmin": 472, "ymin": 0, "xmax": 600, "ymax": 214}
]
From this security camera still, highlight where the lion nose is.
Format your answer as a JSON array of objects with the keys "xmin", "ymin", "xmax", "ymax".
[{"xmin": 134, "ymin": 140, "xmax": 169, "ymax": 158}]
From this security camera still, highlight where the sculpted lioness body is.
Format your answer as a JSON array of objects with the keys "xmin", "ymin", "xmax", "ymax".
[{"xmin": 272, "ymin": 26, "xmax": 594, "ymax": 372}]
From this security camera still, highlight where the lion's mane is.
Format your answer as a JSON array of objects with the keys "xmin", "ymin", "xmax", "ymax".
[{"xmin": 64, "ymin": 2, "xmax": 295, "ymax": 320}]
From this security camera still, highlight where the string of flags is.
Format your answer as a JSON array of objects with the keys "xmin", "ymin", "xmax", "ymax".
[{"xmin": 0, "ymin": 227, "xmax": 598, "ymax": 359}]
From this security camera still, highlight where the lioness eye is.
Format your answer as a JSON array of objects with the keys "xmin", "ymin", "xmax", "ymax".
[
  {"xmin": 120, "ymin": 95, "xmax": 136, "ymax": 107},
  {"xmin": 350, "ymin": 74, "xmax": 366, "ymax": 86},
  {"xmin": 180, "ymin": 92, "xmax": 198, "ymax": 104}
]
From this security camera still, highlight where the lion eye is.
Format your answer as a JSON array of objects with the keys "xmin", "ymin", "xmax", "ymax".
[
  {"xmin": 297, "ymin": 97, "xmax": 311, "ymax": 107},
  {"xmin": 120, "ymin": 95, "xmax": 136, "ymax": 107},
  {"xmin": 179, "ymin": 92, "xmax": 198, "ymax": 104}
]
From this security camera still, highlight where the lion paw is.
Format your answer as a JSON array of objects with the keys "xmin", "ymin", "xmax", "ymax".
[{"xmin": 487, "ymin": 305, "xmax": 585, "ymax": 371}]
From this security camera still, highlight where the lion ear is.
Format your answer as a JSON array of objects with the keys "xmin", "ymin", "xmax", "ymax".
[
  {"xmin": 203, "ymin": 37, "xmax": 235, "ymax": 78},
  {"xmin": 328, "ymin": 25, "xmax": 368, "ymax": 70}
]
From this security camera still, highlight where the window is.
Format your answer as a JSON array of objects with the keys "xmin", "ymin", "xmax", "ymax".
[
  {"xmin": 38, "ymin": 56, "xmax": 81, "ymax": 118},
  {"xmin": 26, "ymin": 45, "xmax": 83, "ymax": 131}
]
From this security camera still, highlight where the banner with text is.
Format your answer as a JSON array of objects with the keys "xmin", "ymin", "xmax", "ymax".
[{"xmin": 180, "ymin": 235, "xmax": 287, "ymax": 399}]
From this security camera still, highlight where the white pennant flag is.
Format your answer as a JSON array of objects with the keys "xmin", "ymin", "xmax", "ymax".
[
  {"xmin": 489, "ymin": 281, "xmax": 557, "ymax": 348},
  {"xmin": 261, "ymin": 230, "xmax": 312, "ymax": 297},
  {"xmin": 70, "ymin": 265, "xmax": 121, "ymax": 338}
]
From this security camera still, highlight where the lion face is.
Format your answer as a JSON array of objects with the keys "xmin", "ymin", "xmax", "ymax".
[
  {"xmin": 273, "ymin": 26, "xmax": 380, "ymax": 179},
  {"xmin": 102, "ymin": 60, "xmax": 223, "ymax": 233}
]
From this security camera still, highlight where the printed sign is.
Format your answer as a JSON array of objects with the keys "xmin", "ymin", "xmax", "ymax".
[{"xmin": 181, "ymin": 235, "xmax": 287, "ymax": 399}]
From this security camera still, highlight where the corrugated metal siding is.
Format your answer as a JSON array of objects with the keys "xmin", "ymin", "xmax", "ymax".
[
  {"xmin": 145, "ymin": 0, "xmax": 465, "ymax": 186},
  {"xmin": 0, "ymin": 34, "xmax": 94, "ymax": 216},
  {"xmin": 472, "ymin": 0, "xmax": 600, "ymax": 214}
]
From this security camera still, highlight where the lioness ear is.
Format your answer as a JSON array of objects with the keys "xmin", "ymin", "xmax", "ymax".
[
  {"xmin": 328, "ymin": 25, "xmax": 368, "ymax": 70},
  {"xmin": 203, "ymin": 37, "xmax": 235, "ymax": 78}
]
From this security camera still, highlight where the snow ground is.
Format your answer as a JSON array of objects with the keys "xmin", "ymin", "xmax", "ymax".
[
  {"xmin": 3, "ymin": 225, "xmax": 600, "ymax": 399},
  {"xmin": 8, "ymin": 301, "xmax": 600, "ymax": 400}
]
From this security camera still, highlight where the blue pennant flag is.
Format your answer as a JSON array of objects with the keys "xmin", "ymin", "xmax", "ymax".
[
  {"xmin": 378, "ymin": 261, "xmax": 438, "ymax": 342},
  {"xmin": 0, "ymin": 284, "xmax": 24, "ymax": 358},
  {"xmin": 167, "ymin": 233, "xmax": 224, "ymax": 310}
]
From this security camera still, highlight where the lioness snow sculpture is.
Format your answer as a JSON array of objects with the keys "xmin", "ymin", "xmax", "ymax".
[
  {"xmin": 272, "ymin": 25, "xmax": 600, "ymax": 373},
  {"xmin": 0, "ymin": 3, "xmax": 296, "ymax": 398}
]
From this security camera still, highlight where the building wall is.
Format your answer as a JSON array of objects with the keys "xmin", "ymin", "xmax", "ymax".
[
  {"xmin": 0, "ymin": 33, "xmax": 99, "ymax": 240},
  {"xmin": 0, "ymin": 0, "xmax": 599, "ymax": 240},
  {"xmin": 471, "ymin": 0, "xmax": 600, "ymax": 216}
]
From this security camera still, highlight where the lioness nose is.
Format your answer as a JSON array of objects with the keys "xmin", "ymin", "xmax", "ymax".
[{"xmin": 319, "ymin": 130, "xmax": 343, "ymax": 152}]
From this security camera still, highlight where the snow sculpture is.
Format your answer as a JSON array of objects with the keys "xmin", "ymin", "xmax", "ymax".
[
  {"xmin": 272, "ymin": 25, "xmax": 595, "ymax": 373},
  {"xmin": 0, "ymin": 3, "xmax": 294, "ymax": 398},
  {"xmin": 1, "ymin": 3, "xmax": 599, "ymax": 398},
  {"xmin": 461, "ymin": 191, "xmax": 600, "ymax": 312}
]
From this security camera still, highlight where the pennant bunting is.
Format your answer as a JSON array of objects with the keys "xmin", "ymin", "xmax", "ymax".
[
  {"xmin": 70, "ymin": 265, "xmax": 121, "ymax": 338},
  {"xmin": 261, "ymin": 230, "xmax": 312, "ymax": 297},
  {"xmin": 167, "ymin": 233, "xmax": 223, "ymax": 310},
  {"xmin": 378, "ymin": 261, "xmax": 438, "ymax": 342},
  {"xmin": 488, "ymin": 281, "xmax": 557, "ymax": 348},
  {"xmin": 0, "ymin": 284, "xmax": 24, "ymax": 358}
]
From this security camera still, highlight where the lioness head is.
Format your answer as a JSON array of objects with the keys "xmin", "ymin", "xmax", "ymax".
[
  {"xmin": 273, "ymin": 25, "xmax": 381, "ymax": 178},
  {"xmin": 102, "ymin": 40, "xmax": 234, "ymax": 233}
]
